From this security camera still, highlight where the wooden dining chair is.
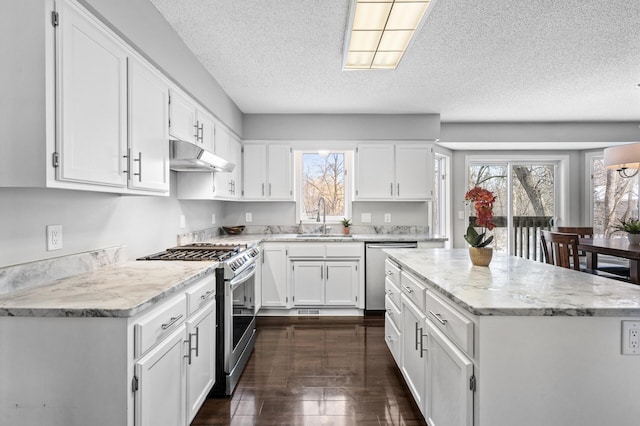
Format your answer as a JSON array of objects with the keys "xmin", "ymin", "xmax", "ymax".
[
  {"xmin": 541, "ymin": 230, "xmax": 581, "ymax": 271},
  {"xmin": 557, "ymin": 226, "xmax": 630, "ymax": 279}
]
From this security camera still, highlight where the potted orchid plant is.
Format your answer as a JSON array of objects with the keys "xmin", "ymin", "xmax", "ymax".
[{"xmin": 464, "ymin": 187, "xmax": 496, "ymax": 266}]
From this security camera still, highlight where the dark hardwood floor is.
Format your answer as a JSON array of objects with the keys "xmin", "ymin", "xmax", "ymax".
[{"xmin": 192, "ymin": 316, "xmax": 426, "ymax": 425}]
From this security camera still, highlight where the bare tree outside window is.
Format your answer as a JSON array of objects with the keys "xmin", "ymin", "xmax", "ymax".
[
  {"xmin": 592, "ymin": 158, "xmax": 639, "ymax": 237},
  {"xmin": 302, "ymin": 153, "xmax": 346, "ymax": 220}
]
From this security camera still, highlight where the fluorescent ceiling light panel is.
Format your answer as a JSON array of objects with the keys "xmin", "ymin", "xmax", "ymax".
[{"xmin": 344, "ymin": 0, "xmax": 432, "ymax": 70}]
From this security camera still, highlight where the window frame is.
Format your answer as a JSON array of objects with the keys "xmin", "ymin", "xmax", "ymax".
[
  {"xmin": 294, "ymin": 150, "xmax": 353, "ymax": 224},
  {"xmin": 433, "ymin": 148, "xmax": 452, "ymax": 246}
]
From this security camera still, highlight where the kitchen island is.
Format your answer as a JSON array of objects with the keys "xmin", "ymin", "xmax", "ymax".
[{"xmin": 383, "ymin": 248, "xmax": 640, "ymax": 426}]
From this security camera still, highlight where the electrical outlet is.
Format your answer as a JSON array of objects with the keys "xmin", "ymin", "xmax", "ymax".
[
  {"xmin": 246, "ymin": 212, "xmax": 253, "ymax": 223},
  {"xmin": 384, "ymin": 213, "xmax": 391, "ymax": 223},
  {"xmin": 46, "ymin": 225, "xmax": 63, "ymax": 251},
  {"xmin": 211, "ymin": 214, "xmax": 216, "ymax": 224},
  {"xmin": 622, "ymin": 321, "xmax": 640, "ymax": 354},
  {"xmin": 361, "ymin": 213, "xmax": 371, "ymax": 223},
  {"xmin": 179, "ymin": 215, "xmax": 186, "ymax": 229}
]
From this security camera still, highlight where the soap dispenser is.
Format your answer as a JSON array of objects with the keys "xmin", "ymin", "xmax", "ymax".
[{"xmin": 297, "ymin": 220, "xmax": 304, "ymax": 234}]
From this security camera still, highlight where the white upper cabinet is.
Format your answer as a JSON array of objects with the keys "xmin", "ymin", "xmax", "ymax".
[
  {"xmin": 56, "ymin": 0, "xmax": 128, "ymax": 188},
  {"xmin": 243, "ymin": 143, "xmax": 292, "ymax": 201},
  {"xmin": 127, "ymin": 57, "xmax": 170, "ymax": 193},
  {"xmin": 168, "ymin": 89, "xmax": 216, "ymax": 153},
  {"xmin": 355, "ymin": 144, "xmax": 395, "ymax": 200},
  {"xmin": 212, "ymin": 127, "xmax": 241, "ymax": 200},
  {"xmin": 395, "ymin": 144, "xmax": 433, "ymax": 200},
  {"xmin": 355, "ymin": 143, "xmax": 434, "ymax": 201},
  {"xmin": 168, "ymin": 90, "xmax": 197, "ymax": 145}
]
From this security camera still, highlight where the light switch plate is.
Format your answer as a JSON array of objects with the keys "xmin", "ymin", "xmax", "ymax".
[
  {"xmin": 179, "ymin": 215, "xmax": 186, "ymax": 229},
  {"xmin": 211, "ymin": 213, "xmax": 216, "ymax": 224},
  {"xmin": 361, "ymin": 213, "xmax": 371, "ymax": 223}
]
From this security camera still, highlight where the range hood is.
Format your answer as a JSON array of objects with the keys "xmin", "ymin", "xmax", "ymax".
[{"xmin": 169, "ymin": 140, "xmax": 235, "ymax": 172}]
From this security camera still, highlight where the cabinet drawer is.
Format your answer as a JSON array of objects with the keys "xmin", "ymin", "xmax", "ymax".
[
  {"xmin": 400, "ymin": 271, "xmax": 426, "ymax": 311},
  {"xmin": 134, "ymin": 295, "xmax": 187, "ymax": 358},
  {"xmin": 384, "ymin": 259, "xmax": 400, "ymax": 287},
  {"xmin": 288, "ymin": 243, "xmax": 325, "ymax": 258},
  {"xmin": 326, "ymin": 243, "xmax": 361, "ymax": 258},
  {"xmin": 385, "ymin": 312, "xmax": 401, "ymax": 364},
  {"xmin": 426, "ymin": 291, "xmax": 474, "ymax": 356},
  {"xmin": 385, "ymin": 293, "xmax": 401, "ymax": 329},
  {"xmin": 385, "ymin": 277, "xmax": 401, "ymax": 308},
  {"xmin": 186, "ymin": 274, "xmax": 216, "ymax": 316}
]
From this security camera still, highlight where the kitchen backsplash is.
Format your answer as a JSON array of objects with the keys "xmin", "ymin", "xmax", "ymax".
[
  {"xmin": 0, "ymin": 246, "xmax": 126, "ymax": 296},
  {"xmin": 177, "ymin": 225, "xmax": 431, "ymax": 245}
]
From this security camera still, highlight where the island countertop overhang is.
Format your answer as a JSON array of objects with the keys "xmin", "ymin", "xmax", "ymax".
[{"xmin": 383, "ymin": 248, "xmax": 640, "ymax": 317}]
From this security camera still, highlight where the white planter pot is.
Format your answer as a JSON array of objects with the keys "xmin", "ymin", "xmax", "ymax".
[{"xmin": 627, "ymin": 234, "xmax": 640, "ymax": 245}]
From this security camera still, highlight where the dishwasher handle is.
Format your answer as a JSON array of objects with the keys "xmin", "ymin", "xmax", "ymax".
[{"xmin": 366, "ymin": 243, "xmax": 418, "ymax": 249}]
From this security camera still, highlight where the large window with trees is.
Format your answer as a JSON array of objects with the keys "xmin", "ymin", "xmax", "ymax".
[
  {"xmin": 467, "ymin": 157, "xmax": 563, "ymax": 260},
  {"xmin": 296, "ymin": 151, "xmax": 352, "ymax": 224},
  {"xmin": 589, "ymin": 154, "xmax": 639, "ymax": 237}
]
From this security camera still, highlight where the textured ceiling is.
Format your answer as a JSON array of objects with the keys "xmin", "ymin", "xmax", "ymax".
[{"xmin": 148, "ymin": 0, "xmax": 640, "ymax": 122}]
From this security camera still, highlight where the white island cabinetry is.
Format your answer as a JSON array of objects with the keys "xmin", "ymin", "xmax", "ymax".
[{"xmin": 384, "ymin": 248, "xmax": 640, "ymax": 426}]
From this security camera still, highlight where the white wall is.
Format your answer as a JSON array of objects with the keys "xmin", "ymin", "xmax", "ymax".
[{"xmin": 0, "ymin": 185, "xmax": 223, "ymax": 268}]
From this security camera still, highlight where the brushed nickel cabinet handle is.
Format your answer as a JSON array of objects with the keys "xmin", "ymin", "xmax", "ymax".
[
  {"xmin": 161, "ymin": 314, "xmax": 183, "ymax": 330},
  {"xmin": 429, "ymin": 310, "xmax": 448, "ymax": 326},
  {"xmin": 133, "ymin": 152, "xmax": 142, "ymax": 182}
]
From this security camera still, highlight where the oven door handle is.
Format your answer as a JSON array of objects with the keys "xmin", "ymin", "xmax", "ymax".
[{"xmin": 229, "ymin": 262, "xmax": 257, "ymax": 289}]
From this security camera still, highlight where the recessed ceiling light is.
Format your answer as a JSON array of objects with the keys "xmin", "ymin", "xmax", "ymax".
[{"xmin": 343, "ymin": 0, "xmax": 433, "ymax": 70}]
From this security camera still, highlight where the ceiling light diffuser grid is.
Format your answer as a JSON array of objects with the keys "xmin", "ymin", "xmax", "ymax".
[{"xmin": 343, "ymin": 0, "xmax": 432, "ymax": 70}]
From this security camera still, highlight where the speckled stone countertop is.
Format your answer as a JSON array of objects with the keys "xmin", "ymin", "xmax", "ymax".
[
  {"xmin": 196, "ymin": 233, "xmax": 444, "ymax": 245},
  {"xmin": 384, "ymin": 248, "xmax": 640, "ymax": 317},
  {"xmin": 0, "ymin": 261, "xmax": 217, "ymax": 318}
]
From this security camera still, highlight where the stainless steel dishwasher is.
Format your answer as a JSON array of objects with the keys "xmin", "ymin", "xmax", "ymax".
[{"xmin": 365, "ymin": 241, "xmax": 417, "ymax": 310}]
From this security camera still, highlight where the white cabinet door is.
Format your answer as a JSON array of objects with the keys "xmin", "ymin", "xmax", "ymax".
[
  {"xmin": 395, "ymin": 144, "xmax": 433, "ymax": 200},
  {"xmin": 229, "ymin": 136, "xmax": 242, "ymax": 199},
  {"xmin": 168, "ymin": 90, "xmax": 196, "ymax": 144},
  {"xmin": 261, "ymin": 245, "xmax": 289, "ymax": 307},
  {"xmin": 134, "ymin": 324, "xmax": 186, "ymax": 426},
  {"xmin": 292, "ymin": 261, "xmax": 324, "ymax": 306},
  {"xmin": 401, "ymin": 294, "xmax": 427, "ymax": 415},
  {"xmin": 185, "ymin": 303, "xmax": 215, "ymax": 424},
  {"xmin": 267, "ymin": 144, "xmax": 292, "ymax": 200},
  {"xmin": 57, "ymin": 0, "xmax": 128, "ymax": 188},
  {"xmin": 128, "ymin": 57, "xmax": 170, "ymax": 193},
  {"xmin": 356, "ymin": 144, "xmax": 394, "ymax": 200},
  {"xmin": 325, "ymin": 261, "xmax": 358, "ymax": 306},
  {"xmin": 425, "ymin": 319, "xmax": 474, "ymax": 426},
  {"xmin": 212, "ymin": 127, "xmax": 229, "ymax": 198},
  {"xmin": 196, "ymin": 110, "xmax": 216, "ymax": 153},
  {"xmin": 242, "ymin": 144, "xmax": 267, "ymax": 199}
]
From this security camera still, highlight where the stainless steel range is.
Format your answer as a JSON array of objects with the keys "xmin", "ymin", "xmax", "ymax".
[{"xmin": 138, "ymin": 242, "xmax": 260, "ymax": 396}]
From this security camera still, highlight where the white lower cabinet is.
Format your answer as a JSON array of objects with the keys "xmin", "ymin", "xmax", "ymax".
[
  {"xmin": 134, "ymin": 324, "xmax": 187, "ymax": 426},
  {"xmin": 261, "ymin": 243, "xmax": 289, "ymax": 307},
  {"xmin": 185, "ymin": 302, "xmax": 216, "ymax": 424},
  {"xmin": 425, "ymin": 318, "xmax": 474, "ymax": 426},
  {"xmin": 291, "ymin": 261, "xmax": 359, "ymax": 307},
  {"xmin": 401, "ymin": 293, "xmax": 427, "ymax": 415}
]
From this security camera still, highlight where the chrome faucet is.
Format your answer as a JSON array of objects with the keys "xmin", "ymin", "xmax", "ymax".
[{"xmin": 316, "ymin": 197, "xmax": 327, "ymax": 235}]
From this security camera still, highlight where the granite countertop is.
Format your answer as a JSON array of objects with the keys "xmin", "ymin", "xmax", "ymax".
[
  {"xmin": 384, "ymin": 248, "xmax": 640, "ymax": 317},
  {"xmin": 205, "ymin": 233, "xmax": 445, "ymax": 244},
  {"xmin": 0, "ymin": 261, "xmax": 217, "ymax": 318}
]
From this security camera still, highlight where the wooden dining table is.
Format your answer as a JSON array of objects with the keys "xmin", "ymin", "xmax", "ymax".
[{"xmin": 578, "ymin": 238, "xmax": 640, "ymax": 284}]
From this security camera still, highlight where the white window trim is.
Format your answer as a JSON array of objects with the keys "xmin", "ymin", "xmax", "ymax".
[
  {"xmin": 584, "ymin": 150, "xmax": 603, "ymax": 228},
  {"xmin": 294, "ymin": 150, "xmax": 353, "ymax": 224},
  {"xmin": 434, "ymin": 147, "xmax": 452, "ymax": 247}
]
